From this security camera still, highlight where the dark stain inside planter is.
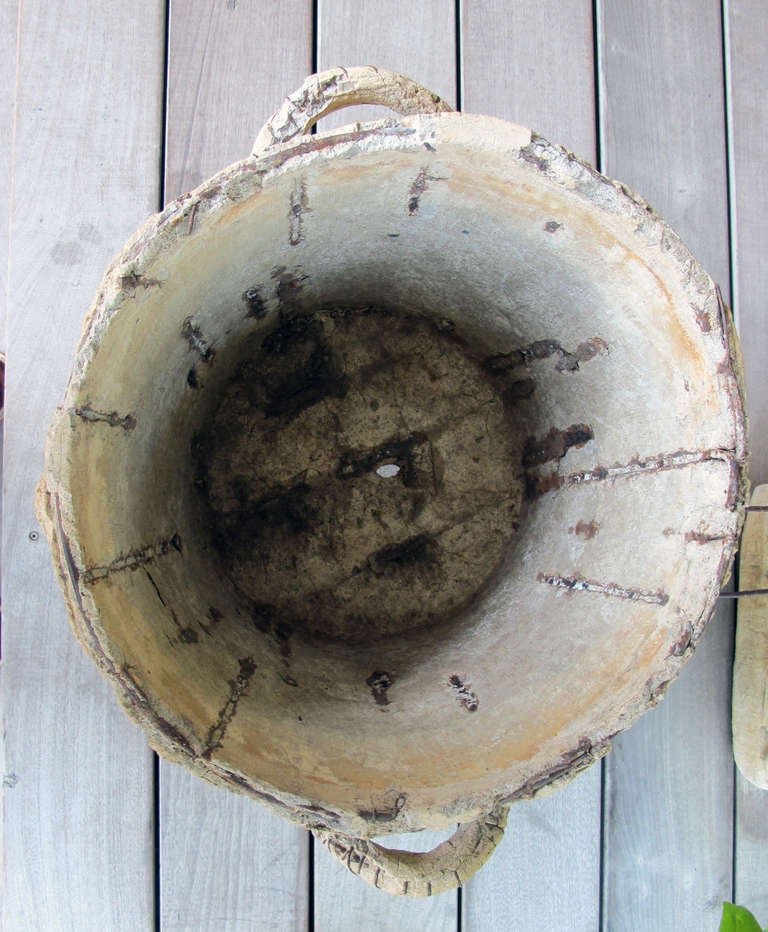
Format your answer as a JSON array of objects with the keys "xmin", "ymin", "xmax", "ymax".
[{"xmin": 194, "ymin": 306, "xmax": 524, "ymax": 643}]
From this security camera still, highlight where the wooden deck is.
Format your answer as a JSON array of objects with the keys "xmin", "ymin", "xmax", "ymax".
[{"xmin": 2, "ymin": 1, "xmax": 766, "ymax": 929}]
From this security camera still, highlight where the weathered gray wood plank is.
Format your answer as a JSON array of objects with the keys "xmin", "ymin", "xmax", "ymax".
[
  {"xmin": 160, "ymin": 3, "xmax": 312, "ymax": 929},
  {"xmin": 734, "ymin": 781, "xmax": 768, "ymax": 918},
  {"xmin": 166, "ymin": 0, "xmax": 313, "ymax": 197},
  {"xmin": 603, "ymin": 612, "xmax": 734, "ymax": 928},
  {"xmin": 160, "ymin": 775, "xmax": 310, "ymax": 931},
  {"xmin": 0, "ymin": 0, "xmax": 17, "ymax": 619},
  {"xmin": 1, "ymin": 1, "xmax": 165, "ymax": 928},
  {"xmin": 732, "ymin": 487, "xmax": 768, "ymax": 917},
  {"xmin": 461, "ymin": 0, "xmax": 596, "ymax": 160},
  {"xmin": 727, "ymin": 0, "xmax": 768, "ymax": 484},
  {"xmin": 314, "ymin": 829, "xmax": 458, "ymax": 932},
  {"xmin": 465, "ymin": 768, "xmax": 602, "ymax": 931},
  {"xmin": 598, "ymin": 0, "xmax": 730, "ymax": 287},
  {"xmin": 460, "ymin": 5, "xmax": 601, "ymax": 926},
  {"xmin": 317, "ymin": 0, "xmax": 457, "ymax": 130},
  {"xmin": 313, "ymin": 2, "xmax": 458, "ymax": 926},
  {"xmin": 0, "ymin": 0, "xmax": 15, "ymax": 356},
  {"xmin": 726, "ymin": 0, "xmax": 768, "ymax": 914},
  {"xmin": 598, "ymin": 3, "xmax": 734, "ymax": 928}
]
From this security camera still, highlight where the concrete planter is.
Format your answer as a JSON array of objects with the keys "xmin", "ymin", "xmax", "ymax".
[{"xmin": 38, "ymin": 67, "xmax": 748, "ymax": 895}]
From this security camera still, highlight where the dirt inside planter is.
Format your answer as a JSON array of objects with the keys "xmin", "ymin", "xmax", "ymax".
[{"xmin": 194, "ymin": 306, "xmax": 525, "ymax": 644}]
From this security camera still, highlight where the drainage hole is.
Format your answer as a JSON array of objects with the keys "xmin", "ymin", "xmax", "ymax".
[{"xmin": 376, "ymin": 463, "xmax": 401, "ymax": 479}]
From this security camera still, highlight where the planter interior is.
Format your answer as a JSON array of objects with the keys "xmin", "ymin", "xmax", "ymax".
[{"xmin": 41, "ymin": 109, "xmax": 747, "ymax": 840}]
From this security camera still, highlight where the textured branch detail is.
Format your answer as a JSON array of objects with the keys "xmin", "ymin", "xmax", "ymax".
[
  {"xmin": 82, "ymin": 534, "xmax": 182, "ymax": 584},
  {"xmin": 538, "ymin": 572, "xmax": 669, "ymax": 605},
  {"xmin": 181, "ymin": 317, "xmax": 215, "ymax": 363},
  {"xmin": 314, "ymin": 801, "xmax": 509, "ymax": 897},
  {"xmin": 484, "ymin": 337, "xmax": 608, "ymax": 375},
  {"xmin": 202, "ymin": 657, "xmax": 257, "ymax": 759},
  {"xmin": 72, "ymin": 405, "xmax": 136, "ymax": 431},
  {"xmin": 288, "ymin": 178, "xmax": 309, "ymax": 245},
  {"xmin": 527, "ymin": 447, "xmax": 735, "ymax": 498},
  {"xmin": 503, "ymin": 737, "xmax": 611, "ymax": 802}
]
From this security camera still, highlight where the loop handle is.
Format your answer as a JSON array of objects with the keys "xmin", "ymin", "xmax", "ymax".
[
  {"xmin": 253, "ymin": 66, "xmax": 453, "ymax": 154},
  {"xmin": 312, "ymin": 802, "xmax": 509, "ymax": 897}
]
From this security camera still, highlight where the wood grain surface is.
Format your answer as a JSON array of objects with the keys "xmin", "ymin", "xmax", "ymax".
[
  {"xmin": 317, "ymin": 0, "xmax": 457, "ymax": 130},
  {"xmin": 1, "ymin": 1, "xmax": 164, "ymax": 928},
  {"xmin": 465, "ymin": 770, "xmax": 602, "ymax": 931},
  {"xmin": 0, "ymin": 0, "xmax": 15, "ymax": 356},
  {"xmin": 727, "ymin": 0, "xmax": 768, "ymax": 915},
  {"xmin": 732, "ymin": 487, "xmax": 768, "ymax": 788},
  {"xmin": 0, "ymin": 0, "xmax": 16, "ymax": 598},
  {"xmin": 166, "ymin": 0, "xmax": 313, "ymax": 197},
  {"xmin": 461, "ymin": 0, "xmax": 596, "ymax": 159},
  {"xmin": 727, "ymin": 0, "xmax": 768, "ymax": 484}
]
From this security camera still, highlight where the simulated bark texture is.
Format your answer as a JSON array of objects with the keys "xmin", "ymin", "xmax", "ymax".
[{"xmin": 37, "ymin": 68, "xmax": 747, "ymax": 897}]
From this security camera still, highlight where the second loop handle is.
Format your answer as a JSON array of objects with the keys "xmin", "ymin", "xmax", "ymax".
[
  {"xmin": 312, "ymin": 801, "xmax": 509, "ymax": 897},
  {"xmin": 253, "ymin": 66, "xmax": 453, "ymax": 154}
]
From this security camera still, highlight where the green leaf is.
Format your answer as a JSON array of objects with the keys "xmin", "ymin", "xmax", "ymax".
[{"xmin": 720, "ymin": 903, "xmax": 764, "ymax": 932}]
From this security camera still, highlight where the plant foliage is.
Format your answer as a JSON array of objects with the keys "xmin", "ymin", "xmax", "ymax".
[{"xmin": 720, "ymin": 902, "xmax": 767, "ymax": 932}]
